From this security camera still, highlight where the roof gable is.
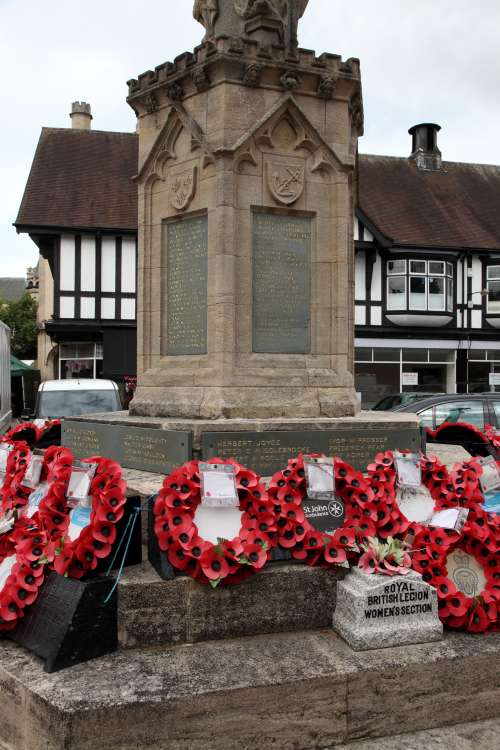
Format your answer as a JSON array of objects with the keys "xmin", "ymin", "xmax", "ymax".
[{"xmin": 16, "ymin": 128, "xmax": 139, "ymax": 232}]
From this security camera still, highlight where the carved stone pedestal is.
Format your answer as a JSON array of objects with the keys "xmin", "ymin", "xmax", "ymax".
[{"xmin": 127, "ymin": 1, "xmax": 363, "ymax": 420}]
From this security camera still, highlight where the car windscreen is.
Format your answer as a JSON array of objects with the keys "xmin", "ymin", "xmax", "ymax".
[{"xmin": 37, "ymin": 390, "xmax": 119, "ymax": 418}]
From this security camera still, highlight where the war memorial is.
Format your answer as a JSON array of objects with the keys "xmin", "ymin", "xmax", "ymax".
[{"xmin": 0, "ymin": 2, "xmax": 498, "ymax": 749}]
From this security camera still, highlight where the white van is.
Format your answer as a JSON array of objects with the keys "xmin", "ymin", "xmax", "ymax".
[
  {"xmin": 0, "ymin": 322, "xmax": 11, "ymax": 433},
  {"xmin": 31, "ymin": 379, "xmax": 122, "ymax": 420}
]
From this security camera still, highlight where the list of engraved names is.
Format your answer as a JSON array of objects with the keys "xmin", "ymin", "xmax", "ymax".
[
  {"xmin": 166, "ymin": 215, "xmax": 208, "ymax": 356},
  {"xmin": 253, "ymin": 213, "xmax": 311, "ymax": 354}
]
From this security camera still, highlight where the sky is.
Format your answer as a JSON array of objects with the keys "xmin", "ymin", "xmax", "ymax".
[{"xmin": 1, "ymin": 0, "xmax": 500, "ymax": 277}]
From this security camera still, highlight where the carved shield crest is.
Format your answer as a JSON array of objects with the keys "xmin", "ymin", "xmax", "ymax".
[
  {"xmin": 170, "ymin": 166, "xmax": 198, "ymax": 211},
  {"xmin": 267, "ymin": 162, "xmax": 304, "ymax": 205}
]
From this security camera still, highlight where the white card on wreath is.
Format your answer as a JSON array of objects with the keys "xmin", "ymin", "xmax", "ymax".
[
  {"xmin": 24, "ymin": 483, "xmax": 49, "ymax": 519},
  {"xmin": 395, "ymin": 452, "xmax": 421, "ymax": 489},
  {"xmin": 0, "ymin": 555, "xmax": 16, "ymax": 590},
  {"xmin": 304, "ymin": 457, "xmax": 335, "ymax": 500},
  {"xmin": 429, "ymin": 508, "xmax": 469, "ymax": 533},
  {"xmin": 67, "ymin": 505, "xmax": 92, "ymax": 542},
  {"xmin": 397, "ymin": 486, "xmax": 435, "ymax": 524},
  {"xmin": 478, "ymin": 456, "xmax": 500, "ymax": 494},
  {"xmin": 23, "ymin": 455, "xmax": 44, "ymax": 489},
  {"xmin": 0, "ymin": 444, "xmax": 13, "ymax": 476},
  {"xmin": 67, "ymin": 464, "xmax": 96, "ymax": 503},
  {"xmin": 200, "ymin": 463, "xmax": 239, "ymax": 508}
]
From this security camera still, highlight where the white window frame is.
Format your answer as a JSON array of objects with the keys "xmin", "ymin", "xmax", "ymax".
[
  {"xmin": 58, "ymin": 343, "xmax": 103, "ymax": 379},
  {"xmin": 386, "ymin": 259, "xmax": 454, "ymax": 314},
  {"xmin": 487, "ymin": 265, "xmax": 500, "ymax": 314}
]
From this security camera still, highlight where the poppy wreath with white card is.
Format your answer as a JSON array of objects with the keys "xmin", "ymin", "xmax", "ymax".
[
  {"xmin": 267, "ymin": 454, "xmax": 388, "ymax": 568},
  {"xmin": 366, "ymin": 451, "xmax": 471, "ymax": 543},
  {"xmin": 0, "ymin": 442, "xmax": 31, "ymax": 513},
  {"xmin": 0, "ymin": 446, "xmax": 75, "ymax": 567},
  {"xmin": 0, "ymin": 522, "xmax": 53, "ymax": 633},
  {"xmin": 154, "ymin": 458, "xmax": 277, "ymax": 588},
  {"xmin": 411, "ymin": 514, "xmax": 499, "ymax": 633},
  {"xmin": 53, "ymin": 457, "xmax": 127, "ymax": 579}
]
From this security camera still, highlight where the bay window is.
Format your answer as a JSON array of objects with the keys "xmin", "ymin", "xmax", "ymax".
[
  {"xmin": 487, "ymin": 266, "xmax": 500, "ymax": 314},
  {"xmin": 387, "ymin": 259, "xmax": 453, "ymax": 312}
]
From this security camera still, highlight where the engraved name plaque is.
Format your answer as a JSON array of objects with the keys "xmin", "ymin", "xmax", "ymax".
[
  {"xmin": 165, "ymin": 215, "xmax": 208, "ymax": 356},
  {"xmin": 252, "ymin": 212, "xmax": 311, "ymax": 354},
  {"xmin": 202, "ymin": 427, "xmax": 422, "ymax": 476},
  {"xmin": 62, "ymin": 421, "xmax": 191, "ymax": 474}
]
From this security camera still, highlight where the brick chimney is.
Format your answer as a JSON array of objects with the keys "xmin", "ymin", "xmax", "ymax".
[
  {"xmin": 409, "ymin": 123, "xmax": 442, "ymax": 171},
  {"xmin": 70, "ymin": 101, "xmax": 93, "ymax": 130}
]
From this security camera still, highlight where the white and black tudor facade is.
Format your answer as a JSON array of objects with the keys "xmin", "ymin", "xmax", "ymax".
[
  {"xmin": 355, "ymin": 123, "xmax": 500, "ymax": 406},
  {"xmin": 15, "ymin": 104, "xmax": 138, "ymax": 383},
  {"xmin": 16, "ymin": 109, "xmax": 500, "ymax": 403}
]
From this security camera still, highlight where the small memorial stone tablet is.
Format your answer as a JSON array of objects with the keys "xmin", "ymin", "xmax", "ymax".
[{"xmin": 332, "ymin": 568, "xmax": 442, "ymax": 650}]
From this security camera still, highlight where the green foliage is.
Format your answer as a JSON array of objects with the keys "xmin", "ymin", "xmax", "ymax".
[{"xmin": 0, "ymin": 293, "xmax": 38, "ymax": 359}]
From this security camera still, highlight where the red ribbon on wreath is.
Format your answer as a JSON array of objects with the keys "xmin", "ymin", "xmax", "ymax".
[
  {"xmin": 154, "ymin": 458, "xmax": 277, "ymax": 587},
  {"xmin": 267, "ymin": 454, "xmax": 394, "ymax": 568},
  {"xmin": 53, "ymin": 457, "xmax": 127, "ymax": 579}
]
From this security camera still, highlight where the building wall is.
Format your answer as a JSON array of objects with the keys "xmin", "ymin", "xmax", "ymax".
[{"xmin": 354, "ymin": 215, "xmax": 500, "ymax": 406}]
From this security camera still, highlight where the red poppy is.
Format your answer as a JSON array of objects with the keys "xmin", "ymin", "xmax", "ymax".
[
  {"xmin": 200, "ymin": 548, "xmax": 230, "ymax": 581},
  {"xmin": 242, "ymin": 543, "xmax": 268, "ymax": 569}
]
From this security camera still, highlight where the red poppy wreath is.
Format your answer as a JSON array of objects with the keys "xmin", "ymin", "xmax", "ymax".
[
  {"xmin": 53, "ymin": 457, "xmax": 127, "ymax": 579},
  {"xmin": 0, "ymin": 441, "xmax": 31, "ymax": 514},
  {"xmin": 154, "ymin": 458, "xmax": 277, "ymax": 587},
  {"xmin": 0, "ymin": 445, "xmax": 74, "ymax": 566},
  {"xmin": 411, "ymin": 512, "xmax": 499, "ymax": 633},
  {"xmin": 267, "ymin": 454, "xmax": 393, "ymax": 568},
  {"xmin": 0, "ymin": 521, "xmax": 53, "ymax": 633},
  {"xmin": 366, "ymin": 451, "xmax": 478, "ymax": 542}
]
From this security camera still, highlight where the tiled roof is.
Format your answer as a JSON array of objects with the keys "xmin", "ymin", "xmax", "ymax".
[
  {"xmin": 358, "ymin": 155, "xmax": 500, "ymax": 250},
  {"xmin": 0, "ymin": 278, "xmax": 26, "ymax": 302},
  {"xmin": 16, "ymin": 128, "xmax": 138, "ymax": 231}
]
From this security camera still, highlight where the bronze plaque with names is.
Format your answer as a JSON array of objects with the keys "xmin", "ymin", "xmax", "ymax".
[
  {"xmin": 165, "ymin": 215, "xmax": 208, "ymax": 356},
  {"xmin": 202, "ymin": 428, "xmax": 422, "ymax": 476},
  {"xmin": 253, "ymin": 212, "xmax": 311, "ymax": 354},
  {"xmin": 62, "ymin": 421, "xmax": 192, "ymax": 474}
]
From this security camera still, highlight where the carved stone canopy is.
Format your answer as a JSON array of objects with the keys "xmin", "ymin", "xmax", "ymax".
[{"xmin": 193, "ymin": 0, "xmax": 309, "ymax": 49}]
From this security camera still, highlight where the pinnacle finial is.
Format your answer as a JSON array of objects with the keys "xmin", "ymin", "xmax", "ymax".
[{"xmin": 193, "ymin": 0, "xmax": 309, "ymax": 49}]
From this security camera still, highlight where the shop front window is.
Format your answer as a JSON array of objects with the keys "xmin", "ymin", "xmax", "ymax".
[
  {"xmin": 386, "ymin": 259, "xmax": 453, "ymax": 313},
  {"xmin": 59, "ymin": 343, "xmax": 103, "ymax": 379}
]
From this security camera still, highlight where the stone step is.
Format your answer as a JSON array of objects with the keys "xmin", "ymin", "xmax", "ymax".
[
  {"xmin": 332, "ymin": 718, "xmax": 500, "ymax": 750},
  {"xmin": 0, "ymin": 630, "xmax": 498, "ymax": 750},
  {"xmin": 117, "ymin": 560, "xmax": 344, "ymax": 648}
]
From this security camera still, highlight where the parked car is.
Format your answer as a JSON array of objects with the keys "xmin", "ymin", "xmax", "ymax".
[
  {"xmin": 0, "ymin": 322, "xmax": 11, "ymax": 433},
  {"xmin": 26, "ymin": 379, "xmax": 122, "ymax": 420},
  {"xmin": 372, "ymin": 392, "xmax": 445, "ymax": 411},
  {"xmin": 394, "ymin": 393, "xmax": 500, "ymax": 456}
]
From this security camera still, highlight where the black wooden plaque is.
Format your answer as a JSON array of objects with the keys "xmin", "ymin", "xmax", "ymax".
[
  {"xmin": 252, "ymin": 212, "xmax": 311, "ymax": 354},
  {"xmin": 202, "ymin": 428, "xmax": 422, "ymax": 475},
  {"xmin": 9, "ymin": 574, "xmax": 117, "ymax": 673},
  {"xmin": 62, "ymin": 421, "xmax": 192, "ymax": 473},
  {"xmin": 302, "ymin": 497, "xmax": 346, "ymax": 535},
  {"xmin": 166, "ymin": 215, "xmax": 208, "ymax": 356}
]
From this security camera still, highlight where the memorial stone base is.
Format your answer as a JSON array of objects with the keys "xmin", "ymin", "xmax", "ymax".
[
  {"xmin": 333, "ymin": 568, "xmax": 443, "ymax": 651},
  {"xmin": 63, "ymin": 410, "xmax": 421, "ymax": 475},
  {"xmin": 0, "ymin": 631, "xmax": 498, "ymax": 750}
]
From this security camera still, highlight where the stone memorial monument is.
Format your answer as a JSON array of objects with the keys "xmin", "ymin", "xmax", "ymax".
[
  {"xmin": 333, "ymin": 568, "xmax": 443, "ymax": 650},
  {"xmin": 68, "ymin": 0, "xmax": 420, "ymax": 472},
  {"xmin": 127, "ymin": 0, "xmax": 361, "ymax": 421}
]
